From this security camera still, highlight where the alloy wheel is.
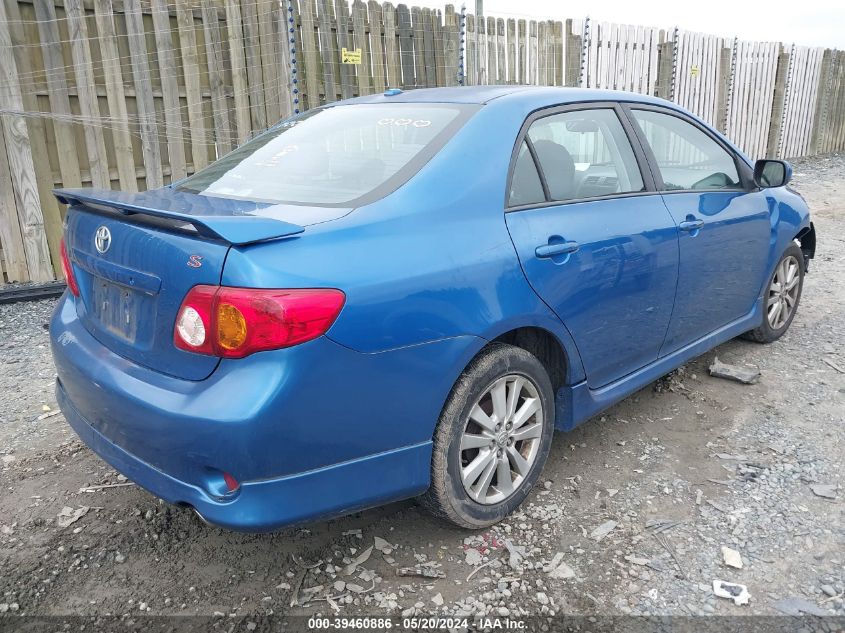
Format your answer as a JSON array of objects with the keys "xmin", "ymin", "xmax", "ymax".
[
  {"xmin": 767, "ymin": 255, "xmax": 800, "ymax": 330},
  {"xmin": 459, "ymin": 374, "xmax": 544, "ymax": 505}
]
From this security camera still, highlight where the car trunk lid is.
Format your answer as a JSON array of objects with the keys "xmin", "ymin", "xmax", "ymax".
[{"xmin": 56, "ymin": 188, "xmax": 306, "ymax": 381}]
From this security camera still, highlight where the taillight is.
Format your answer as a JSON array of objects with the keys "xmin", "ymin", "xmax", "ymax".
[
  {"xmin": 174, "ymin": 285, "xmax": 345, "ymax": 359},
  {"xmin": 60, "ymin": 238, "xmax": 80, "ymax": 297}
]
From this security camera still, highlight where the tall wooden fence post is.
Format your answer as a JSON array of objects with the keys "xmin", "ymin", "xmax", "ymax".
[
  {"xmin": 715, "ymin": 43, "xmax": 733, "ymax": 133},
  {"xmin": 810, "ymin": 49, "xmax": 835, "ymax": 155},
  {"xmin": 0, "ymin": 120, "xmax": 29, "ymax": 282},
  {"xmin": 564, "ymin": 19, "xmax": 581, "ymax": 87},
  {"xmin": 0, "ymin": 1, "xmax": 54, "ymax": 282},
  {"xmin": 655, "ymin": 38, "xmax": 675, "ymax": 99},
  {"xmin": 765, "ymin": 46, "xmax": 791, "ymax": 158}
]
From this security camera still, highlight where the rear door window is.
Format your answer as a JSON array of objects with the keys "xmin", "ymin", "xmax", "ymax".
[
  {"xmin": 629, "ymin": 109, "xmax": 742, "ymax": 191},
  {"xmin": 176, "ymin": 104, "xmax": 475, "ymax": 206},
  {"xmin": 524, "ymin": 108, "xmax": 645, "ymax": 203},
  {"xmin": 508, "ymin": 141, "xmax": 546, "ymax": 207}
]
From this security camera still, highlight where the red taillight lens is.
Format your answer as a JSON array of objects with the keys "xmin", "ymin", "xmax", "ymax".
[
  {"xmin": 223, "ymin": 472, "xmax": 239, "ymax": 492},
  {"xmin": 60, "ymin": 238, "xmax": 80, "ymax": 297},
  {"xmin": 174, "ymin": 285, "xmax": 345, "ymax": 359}
]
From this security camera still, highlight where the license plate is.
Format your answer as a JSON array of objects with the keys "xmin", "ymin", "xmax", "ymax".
[{"xmin": 91, "ymin": 280, "xmax": 141, "ymax": 343}]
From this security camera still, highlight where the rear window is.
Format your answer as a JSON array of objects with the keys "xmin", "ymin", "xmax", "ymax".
[{"xmin": 176, "ymin": 104, "xmax": 475, "ymax": 206}]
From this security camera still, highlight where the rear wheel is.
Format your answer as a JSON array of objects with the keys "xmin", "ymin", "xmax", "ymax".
[
  {"xmin": 420, "ymin": 343, "xmax": 555, "ymax": 528},
  {"xmin": 743, "ymin": 243, "xmax": 804, "ymax": 343}
]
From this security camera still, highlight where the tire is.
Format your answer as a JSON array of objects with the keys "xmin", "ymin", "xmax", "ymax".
[
  {"xmin": 743, "ymin": 243, "xmax": 805, "ymax": 343},
  {"xmin": 420, "ymin": 343, "xmax": 555, "ymax": 529}
]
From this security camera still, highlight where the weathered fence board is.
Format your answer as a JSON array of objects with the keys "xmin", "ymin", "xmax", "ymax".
[
  {"xmin": 126, "ymin": 0, "xmax": 164, "ymax": 189},
  {"xmin": 93, "ymin": 0, "xmax": 138, "ymax": 191},
  {"xmin": 33, "ymin": 1, "xmax": 82, "ymax": 190},
  {"xmin": 1, "ymin": 0, "xmax": 844, "ymax": 283},
  {"xmin": 150, "ymin": 0, "xmax": 188, "ymax": 181},
  {"xmin": 175, "ymin": 2, "xmax": 211, "ymax": 172},
  {"xmin": 224, "ymin": 0, "xmax": 254, "ymax": 143},
  {"xmin": 201, "ymin": 0, "xmax": 235, "ymax": 156}
]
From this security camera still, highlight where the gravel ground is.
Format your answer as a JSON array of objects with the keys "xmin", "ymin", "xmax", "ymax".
[{"xmin": 1, "ymin": 154, "xmax": 843, "ymax": 625}]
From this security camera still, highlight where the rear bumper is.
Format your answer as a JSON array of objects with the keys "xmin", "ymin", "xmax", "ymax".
[
  {"xmin": 50, "ymin": 294, "xmax": 478, "ymax": 531},
  {"xmin": 58, "ymin": 380, "xmax": 430, "ymax": 531}
]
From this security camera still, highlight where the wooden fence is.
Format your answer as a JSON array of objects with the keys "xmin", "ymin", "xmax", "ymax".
[{"xmin": 0, "ymin": 0, "xmax": 844, "ymax": 283}]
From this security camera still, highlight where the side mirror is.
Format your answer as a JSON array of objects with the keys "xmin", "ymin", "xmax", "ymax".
[{"xmin": 753, "ymin": 159, "xmax": 792, "ymax": 188}]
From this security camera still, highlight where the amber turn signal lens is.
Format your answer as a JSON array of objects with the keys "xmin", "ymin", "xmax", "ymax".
[{"xmin": 216, "ymin": 303, "xmax": 248, "ymax": 350}]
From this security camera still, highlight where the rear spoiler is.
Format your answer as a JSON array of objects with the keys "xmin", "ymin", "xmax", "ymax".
[{"xmin": 54, "ymin": 188, "xmax": 304, "ymax": 246}]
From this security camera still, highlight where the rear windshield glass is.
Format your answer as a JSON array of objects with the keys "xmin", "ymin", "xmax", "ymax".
[{"xmin": 176, "ymin": 104, "xmax": 474, "ymax": 206}]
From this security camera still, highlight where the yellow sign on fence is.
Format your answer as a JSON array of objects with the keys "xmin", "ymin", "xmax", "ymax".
[{"xmin": 342, "ymin": 47, "xmax": 362, "ymax": 64}]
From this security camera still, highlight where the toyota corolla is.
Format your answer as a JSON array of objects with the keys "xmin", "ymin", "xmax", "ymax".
[{"xmin": 51, "ymin": 86, "xmax": 815, "ymax": 530}]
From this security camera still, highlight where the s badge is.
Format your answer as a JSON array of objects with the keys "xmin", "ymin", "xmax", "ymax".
[{"xmin": 187, "ymin": 255, "xmax": 203, "ymax": 268}]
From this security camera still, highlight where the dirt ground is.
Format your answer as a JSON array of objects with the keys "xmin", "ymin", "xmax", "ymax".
[{"xmin": 1, "ymin": 154, "xmax": 843, "ymax": 626}]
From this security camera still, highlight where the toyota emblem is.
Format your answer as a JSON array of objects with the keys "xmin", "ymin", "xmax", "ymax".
[{"xmin": 94, "ymin": 226, "xmax": 112, "ymax": 254}]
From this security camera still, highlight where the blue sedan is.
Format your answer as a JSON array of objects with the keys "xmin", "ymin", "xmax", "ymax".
[{"xmin": 51, "ymin": 86, "xmax": 815, "ymax": 531}]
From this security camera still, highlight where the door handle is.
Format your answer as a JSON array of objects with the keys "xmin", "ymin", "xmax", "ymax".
[
  {"xmin": 679, "ymin": 218, "xmax": 704, "ymax": 232},
  {"xmin": 535, "ymin": 241, "xmax": 580, "ymax": 258}
]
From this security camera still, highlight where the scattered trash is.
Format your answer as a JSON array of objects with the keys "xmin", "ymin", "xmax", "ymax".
[
  {"xmin": 772, "ymin": 597, "xmax": 827, "ymax": 616},
  {"xmin": 373, "ymin": 536, "xmax": 393, "ymax": 553},
  {"xmin": 465, "ymin": 557, "xmax": 498, "ymax": 582},
  {"xmin": 396, "ymin": 566, "xmax": 446, "ymax": 579},
  {"xmin": 36, "ymin": 409, "xmax": 62, "ymax": 421},
  {"xmin": 464, "ymin": 548, "xmax": 483, "ymax": 566},
  {"xmin": 712, "ymin": 579, "xmax": 750, "ymax": 605},
  {"xmin": 695, "ymin": 489, "xmax": 703, "ymax": 505},
  {"xmin": 289, "ymin": 570, "xmax": 306, "ymax": 607},
  {"xmin": 502, "ymin": 539, "xmax": 526, "ymax": 568},
  {"xmin": 810, "ymin": 484, "xmax": 837, "ymax": 499},
  {"xmin": 714, "ymin": 453, "xmax": 749, "ymax": 461},
  {"xmin": 56, "ymin": 506, "xmax": 89, "ymax": 528},
  {"xmin": 707, "ymin": 478, "xmax": 733, "ymax": 486},
  {"xmin": 708, "ymin": 357, "xmax": 760, "ymax": 385},
  {"xmin": 431, "ymin": 593, "xmax": 444, "ymax": 606},
  {"xmin": 326, "ymin": 595, "xmax": 340, "ymax": 612},
  {"xmin": 342, "ymin": 545, "xmax": 373, "ymax": 576},
  {"xmin": 358, "ymin": 569, "xmax": 376, "ymax": 582},
  {"xmin": 706, "ymin": 500, "xmax": 730, "ymax": 513},
  {"xmin": 78, "ymin": 482, "xmax": 135, "ymax": 493},
  {"xmin": 590, "ymin": 520, "xmax": 617, "ymax": 542},
  {"xmin": 822, "ymin": 358, "xmax": 845, "ymax": 374},
  {"xmin": 545, "ymin": 553, "xmax": 576, "ymax": 580},
  {"xmin": 645, "ymin": 518, "xmax": 684, "ymax": 534},
  {"xmin": 292, "ymin": 554, "xmax": 322, "ymax": 569},
  {"xmin": 342, "ymin": 528, "xmax": 362, "ymax": 537},
  {"xmin": 653, "ymin": 532, "xmax": 688, "ymax": 580},
  {"xmin": 721, "ymin": 546, "xmax": 743, "ymax": 569}
]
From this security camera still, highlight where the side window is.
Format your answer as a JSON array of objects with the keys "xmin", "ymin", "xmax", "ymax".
[
  {"xmin": 508, "ymin": 141, "xmax": 546, "ymax": 207},
  {"xmin": 630, "ymin": 109, "xmax": 741, "ymax": 191},
  {"xmin": 526, "ymin": 108, "xmax": 644, "ymax": 202}
]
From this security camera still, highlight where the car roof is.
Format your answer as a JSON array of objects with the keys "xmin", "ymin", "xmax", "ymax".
[{"xmin": 341, "ymin": 85, "xmax": 673, "ymax": 108}]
